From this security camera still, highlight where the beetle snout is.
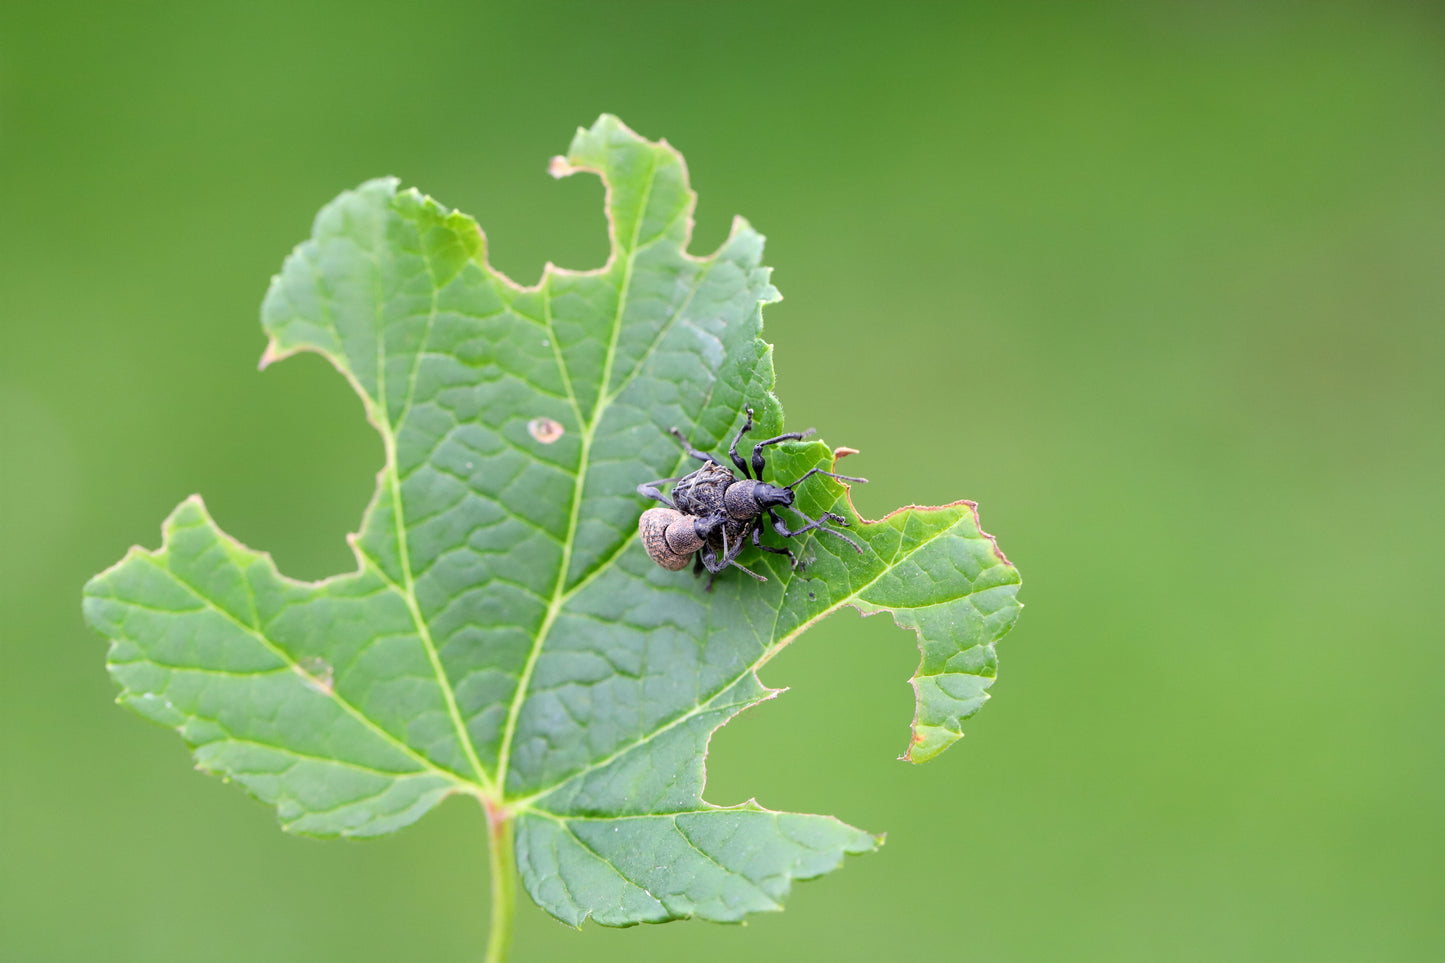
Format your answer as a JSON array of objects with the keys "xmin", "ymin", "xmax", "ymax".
[{"xmin": 758, "ymin": 484, "xmax": 793, "ymax": 508}]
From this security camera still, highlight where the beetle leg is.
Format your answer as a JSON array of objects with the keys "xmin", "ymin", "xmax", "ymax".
[
  {"xmin": 669, "ymin": 427, "xmax": 716, "ymax": 463},
  {"xmin": 751, "ymin": 524, "xmax": 799, "ymax": 569},
  {"xmin": 750, "ymin": 429, "xmax": 816, "ymax": 478},
  {"xmin": 769, "ymin": 507, "xmax": 865, "ymax": 554},
  {"xmin": 783, "ymin": 467, "xmax": 869, "ymax": 490},
  {"xmin": 703, "ymin": 521, "xmax": 767, "ymax": 585},
  {"xmin": 719, "ymin": 528, "xmax": 767, "ymax": 581},
  {"xmin": 637, "ymin": 477, "xmax": 682, "ymax": 507},
  {"xmin": 700, "ymin": 538, "xmax": 727, "ymax": 574},
  {"xmin": 727, "ymin": 406, "xmax": 755, "ymax": 478},
  {"xmin": 713, "ymin": 526, "xmax": 741, "ymax": 573},
  {"xmin": 767, "ymin": 507, "xmax": 821, "ymax": 539},
  {"xmin": 698, "ymin": 544, "xmax": 726, "ymax": 594}
]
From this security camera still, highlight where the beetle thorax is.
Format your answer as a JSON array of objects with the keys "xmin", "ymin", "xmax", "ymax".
[{"xmin": 723, "ymin": 478, "xmax": 793, "ymax": 518}]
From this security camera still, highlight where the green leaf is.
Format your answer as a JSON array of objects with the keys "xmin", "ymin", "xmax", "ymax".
[{"xmin": 83, "ymin": 115, "xmax": 1021, "ymax": 928}]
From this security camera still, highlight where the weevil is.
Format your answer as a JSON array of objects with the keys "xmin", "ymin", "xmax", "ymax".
[{"xmin": 636, "ymin": 406, "xmax": 866, "ymax": 589}]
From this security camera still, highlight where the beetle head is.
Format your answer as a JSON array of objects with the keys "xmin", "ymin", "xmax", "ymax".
[{"xmin": 753, "ymin": 483, "xmax": 795, "ymax": 509}]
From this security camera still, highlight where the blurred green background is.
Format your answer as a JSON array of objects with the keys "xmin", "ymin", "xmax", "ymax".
[{"xmin": 3, "ymin": 1, "xmax": 1442, "ymax": 960}]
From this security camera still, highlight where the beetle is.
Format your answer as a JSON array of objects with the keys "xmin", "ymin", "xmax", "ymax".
[{"xmin": 636, "ymin": 406, "xmax": 866, "ymax": 588}]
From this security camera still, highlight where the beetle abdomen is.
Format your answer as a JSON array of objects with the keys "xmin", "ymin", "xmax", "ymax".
[{"xmin": 639, "ymin": 507, "xmax": 695, "ymax": 570}]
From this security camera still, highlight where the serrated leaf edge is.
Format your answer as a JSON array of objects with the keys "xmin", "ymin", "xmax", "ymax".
[{"xmin": 824, "ymin": 449, "xmax": 1021, "ymax": 764}]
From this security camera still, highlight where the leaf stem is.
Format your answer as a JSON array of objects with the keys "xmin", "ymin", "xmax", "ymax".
[{"xmin": 484, "ymin": 802, "xmax": 516, "ymax": 963}]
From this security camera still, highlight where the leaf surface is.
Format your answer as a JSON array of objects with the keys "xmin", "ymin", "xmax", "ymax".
[{"xmin": 83, "ymin": 115, "xmax": 1022, "ymax": 926}]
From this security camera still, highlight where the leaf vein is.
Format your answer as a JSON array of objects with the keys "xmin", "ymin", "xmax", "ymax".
[
  {"xmin": 356, "ymin": 222, "xmax": 492, "ymax": 792},
  {"xmin": 132, "ymin": 555, "xmax": 468, "ymax": 784}
]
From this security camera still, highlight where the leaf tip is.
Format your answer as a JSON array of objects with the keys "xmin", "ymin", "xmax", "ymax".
[
  {"xmin": 899, "ymin": 724, "xmax": 963, "ymax": 765},
  {"xmin": 547, "ymin": 154, "xmax": 575, "ymax": 179},
  {"xmin": 167, "ymin": 493, "xmax": 211, "ymax": 530}
]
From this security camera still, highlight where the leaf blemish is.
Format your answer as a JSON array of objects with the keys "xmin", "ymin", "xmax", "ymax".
[
  {"xmin": 296, "ymin": 657, "xmax": 334, "ymax": 695},
  {"xmin": 528, "ymin": 417, "xmax": 565, "ymax": 444}
]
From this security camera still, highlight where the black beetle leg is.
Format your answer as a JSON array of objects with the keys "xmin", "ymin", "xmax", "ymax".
[
  {"xmin": 637, "ymin": 477, "xmax": 682, "ymax": 507},
  {"xmin": 727, "ymin": 406, "xmax": 755, "ymax": 478},
  {"xmin": 750, "ymin": 429, "xmax": 815, "ymax": 478},
  {"xmin": 701, "ymin": 541, "xmax": 728, "ymax": 574},
  {"xmin": 719, "ymin": 528, "xmax": 767, "ymax": 582},
  {"xmin": 770, "ymin": 507, "xmax": 865, "ymax": 554},
  {"xmin": 751, "ymin": 524, "xmax": 799, "ymax": 570},
  {"xmin": 783, "ymin": 467, "xmax": 869, "ymax": 490},
  {"xmin": 669, "ymin": 427, "xmax": 716, "ymax": 463}
]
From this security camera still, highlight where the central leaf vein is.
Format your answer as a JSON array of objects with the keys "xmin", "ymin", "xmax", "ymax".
[
  {"xmin": 359, "ymin": 231, "xmax": 489, "ymax": 792},
  {"xmin": 493, "ymin": 148, "xmax": 661, "ymax": 798}
]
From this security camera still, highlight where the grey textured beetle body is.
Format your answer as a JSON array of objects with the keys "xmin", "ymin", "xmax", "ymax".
[
  {"xmin": 637, "ymin": 406, "xmax": 867, "ymax": 590},
  {"xmin": 637, "ymin": 506, "xmax": 716, "ymax": 571}
]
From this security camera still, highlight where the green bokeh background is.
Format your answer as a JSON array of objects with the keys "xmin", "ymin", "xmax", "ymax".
[{"xmin": 2, "ymin": 2, "xmax": 1442, "ymax": 960}]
